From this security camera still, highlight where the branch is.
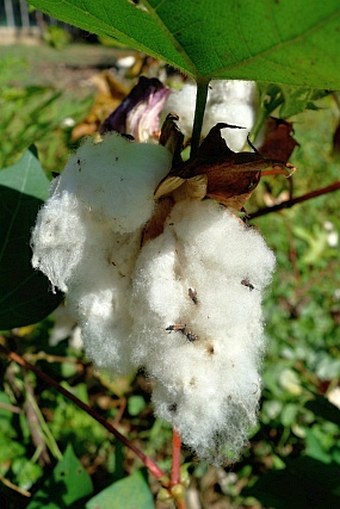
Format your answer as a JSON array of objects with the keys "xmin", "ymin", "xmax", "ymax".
[
  {"xmin": 0, "ymin": 345, "xmax": 166, "ymax": 482},
  {"xmin": 248, "ymin": 181, "xmax": 340, "ymax": 219}
]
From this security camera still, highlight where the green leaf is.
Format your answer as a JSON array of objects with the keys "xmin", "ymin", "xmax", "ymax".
[
  {"xmin": 0, "ymin": 150, "xmax": 63, "ymax": 329},
  {"xmin": 244, "ymin": 456, "xmax": 340, "ymax": 509},
  {"xmin": 258, "ymin": 83, "xmax": 329, "ymax": 119},
  {"xmin": 305, "ymin": 428, "xmax": 333, "ymax": 464},
  {"xmin": 29, "ymin": 0, "xmax": 340, "ymax": 88},
  {"xmin": 27, "ymin": 444, "xmax": 93, "ymax": 508},
  {"xmin": 305, "ymin": 395, "xmax": 340, "ymax": 426},
  {"xmin": 11, "ymin": 457, "xmax": 43, "ymax": 490},
  {"xmin": 128, "ymin": 395, "xmax": 146, "ymax": 416},
  {"xmin": 86, "ymin": 469, "xmax": 154, "ymax": 509}
]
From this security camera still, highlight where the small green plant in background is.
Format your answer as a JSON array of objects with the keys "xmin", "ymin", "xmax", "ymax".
[
  {"xmin": 0, "ymin": 1, "xmax": 339, "ymax": 507},
  {"xmin": 0, "ymin": 83, "xmax": 92, "ymax": 172},
  {"xmin": 42, "ymin": 25, "xmax": 72, "ymax": 50}
]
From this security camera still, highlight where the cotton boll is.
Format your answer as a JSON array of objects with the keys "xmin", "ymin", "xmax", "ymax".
[
  {"xmin": 31, "ymin": 132, "xmax": 170, "ymax": 370},
  {"xmin": 150, "ymin": 342, "xmax": 261, "ymax": 463},
  {"xmin": 205, "ymin": 80, "xmax": 257, "ymax": 151},
  {"xmin": 31, "ymin": 124, "xmax": 276, "ymax": 463},
  {"xmin": 163, "ymin": 83, "xmax": 197, "ymax": 139},
  {"xmin": 56, "ymin": 132, "xmax": 172, "ymax": 233},
  {"xmin": 130, "ymin": 199, "xmax": 274, "ymax": 463},
  {"xmin": 32, "ymin": 193, "xmax": 138, "ymax": 373},
  {"xmin": 163, "ymin": 80, "xmax": 257, "ymax": 151}
]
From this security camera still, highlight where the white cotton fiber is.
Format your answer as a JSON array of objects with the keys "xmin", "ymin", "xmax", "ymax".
[
  {"xmin": 31, "ymin": 133, "xmax": 172, "ymax": 374},
  {"xmin": 56, "ymin": 132, "xmax": 171, "ymax": 233},
  {"xmin": 163, "ymin": 80, "xmax": 257, "ymax": 151},
  {"xmin": 130, "ymin": 200, "xmax": 275, "ymax": 462},
  {"xmin": 31, "ymin": 131, "xmax": 275, "ymax": 464},
  {"xmin": 31, "ymin": 191, "xmax": 86, "ymax": 292},
  {"xmin": 68, "ymin": 266, "xmax": 134, "ymax": 374}
]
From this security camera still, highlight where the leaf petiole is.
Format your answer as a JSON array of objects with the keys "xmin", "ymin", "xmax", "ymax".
[{"xmin": 190, "ymin": 78, "xmax": 210, "ymax": 158}]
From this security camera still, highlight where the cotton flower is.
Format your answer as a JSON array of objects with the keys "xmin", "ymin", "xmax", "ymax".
[
  {"xmin": 163, "ymin": 80, "xmax": 257, "ymax": 151},
  {"xmin": 31, "ymin": 130, "xmax": 275, "ymax": 464}
]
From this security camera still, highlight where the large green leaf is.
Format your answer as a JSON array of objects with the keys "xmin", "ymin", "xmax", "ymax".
[
  {"xmin": 27, "ymin": 444, "xmax": 93, "ymax": 508},
  {"xmin": 244, "ymin": 456, "xmax": 340, "ymax": 509},
  {"xmin": 0, "ymin": 150, "xmax": 63, "ymax": 329},
  {"xmin": 86, "ymin": 469, "xmax": 154, "ymax": 509},
  {"xmin": 29, "ymin": 0, "xmax": 340, "ymax": 88}
]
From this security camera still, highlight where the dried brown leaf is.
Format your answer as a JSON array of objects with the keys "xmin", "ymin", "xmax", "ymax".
[
  {"xmin": 259, "ymin": 117, "xmax": 299, "ymax": 162},
  {"xmin": 72, "ymin": 70, "xmax": 128, "ymax": 141},
  {"xmin": 156, "ymin": 123, "xmax": 295, "ymax": 209}
]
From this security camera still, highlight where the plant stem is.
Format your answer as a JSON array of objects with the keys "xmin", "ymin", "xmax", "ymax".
[
  {"xmin": 176, "ymin": 499, "xmax": 187, "ymax": 509},
  {"xmin": 190, "ymin": 78, "xmax": 210, "ymax": 158},
  {"xmin": 0, "ymin": 474, "xmax": 31, "ymax": 498},
  {"xmin": 0, "ymin": 345, "xmax": 166, "ymax": 481},
  {"xmin": 248, "ymin": 181, "xmax": 340, "ymax": 219},
  {"xmin": 171, "ymin": 428, "xmax": 182, "ymax": 486}
]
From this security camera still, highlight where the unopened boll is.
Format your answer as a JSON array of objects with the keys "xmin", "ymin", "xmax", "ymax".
[{"xmin": 31, "ymin": 132, "xmax": 275, "ymax": 464}]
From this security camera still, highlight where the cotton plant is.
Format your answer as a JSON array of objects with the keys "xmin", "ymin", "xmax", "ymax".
[{"xmin": 31, "ymin": 78, "xmax": 281, "ymax": 466}]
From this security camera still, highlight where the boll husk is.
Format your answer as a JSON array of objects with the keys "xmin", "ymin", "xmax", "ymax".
[{"xmin": 31, "ymin": 131, "xmax": 275, "ymax": 464}]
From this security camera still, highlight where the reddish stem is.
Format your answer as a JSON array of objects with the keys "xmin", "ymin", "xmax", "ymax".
[
  {"xmin": 171, "ymin": 429, "xmax": 187, "ymax": 509},
  {"xmin": 171, "ymin": 428, "xmax": 182, "ymax": 487},
  {"xmin": 176, "ymin": 499, "xmax": 187, "ymax": 509},
  {"xmin": 249, "ymin": 181, "xmax": 340, "ymax": 219},
  {"xmin": 0, "ymin": 345, "xmax": 165, "ymax": 481}
]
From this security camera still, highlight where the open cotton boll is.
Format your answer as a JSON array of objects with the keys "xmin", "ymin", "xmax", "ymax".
[
  {"xmin": 32, "ymin": 192, "xmax": 137, "ymax": 373},
  {"xmin": 31, "ymin": 126, "xmax": 275, "ymax": 463},
  {"xmin": 31, "ymin": 133, "xmax": 172, "ymax": 373},
  {"xmin": 163, "ymin": 83, "xmax": 196, "ymax": 137},
  {"xmin": 130, "ymin": 199, "xmax": 274, "ymax": 463},
  {"xmin": 163, "ymin": 80, "xmax": 257, "ymax": 151},
  {"xmin": 205, "ymin": 80, "xmax": 257, "ymax": 151},
  {"xmin": 56, "ymin": 132, "xmax": 172, "ymax": 233}
]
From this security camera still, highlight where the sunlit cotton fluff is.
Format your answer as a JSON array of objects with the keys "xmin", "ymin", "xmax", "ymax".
[
  {"xmin": 163, "ymin": 80, "xmax": 257, "ymax": 151},
  {"xmin": 55, "ymin": 132, "xmax": 172, "ymax": 233},
  {"xmin": 31, "ymin": 133, "xmax": 275, "ymax": 463},
  {"xmin": 31, "ymin": 133, "xmax": 172, "ymax": 373},
  {"xmin": 130, "ymin": 200, "xmax": 275, "ymax": 462}
]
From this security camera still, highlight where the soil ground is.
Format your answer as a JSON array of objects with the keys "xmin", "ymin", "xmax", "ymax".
[{"xmin": 0, "ymin": 42, "xmax": 134, "ymax": 94}]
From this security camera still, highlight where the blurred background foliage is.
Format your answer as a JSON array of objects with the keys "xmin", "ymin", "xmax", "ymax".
[{"xmin": 0, "ymin": 38, "xmax": 339, "ymax": 509}]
